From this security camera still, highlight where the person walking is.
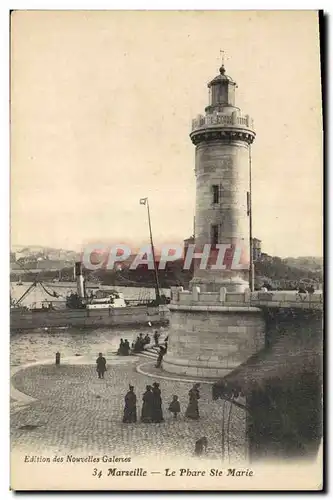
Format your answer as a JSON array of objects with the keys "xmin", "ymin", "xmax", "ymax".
[
  {"xmin": 96, "ymin": 352, "xmax": 107, "ymax": 379},
  {"xmin": 155, "ymin": 345, "xmax": 167, "ymax": 368},
  {"xmin": 153, "ymin": 330, "xmax": 160, "ymax": 347},
  {"xmin": 123, "ymin": 385, "xmax": 137, "ymax": 423},
  {"xmin": 185, "ymin": 383, "xmax": 201, "ymax": 420}
]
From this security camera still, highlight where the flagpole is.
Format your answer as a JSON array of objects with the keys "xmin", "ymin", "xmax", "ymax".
[
  {"xmin": 248, "ymin": 145, "xmax": 254, "ymax": 292},
  {"xmin": 143, "ymin": 198, "xmax": 161, "ymax": 303}
]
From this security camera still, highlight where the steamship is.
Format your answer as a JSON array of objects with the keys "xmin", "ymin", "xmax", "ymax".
[{"xmin": 66, "ymin": 262, "xmax": 127, "ymax": 310}]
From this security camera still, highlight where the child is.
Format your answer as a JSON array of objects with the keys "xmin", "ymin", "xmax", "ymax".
[{"xmin": 168, "ymin": 395, "xmax": 181, "ymax": 419}]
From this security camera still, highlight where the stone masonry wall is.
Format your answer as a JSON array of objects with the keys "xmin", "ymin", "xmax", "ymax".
[{"xmin": 163, "ymin": 307, "xmax": 265, "ymax": 378}]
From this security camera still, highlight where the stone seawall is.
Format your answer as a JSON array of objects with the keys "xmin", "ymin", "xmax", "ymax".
[
  {"xmin": 264, "ymin": 307, "xmax": 323, "ymax": 348},
  {"xmin": 163, "ymin": 287, "xmax": 323, "ymax": 379},
  {"xmin": 163, "ymin": 305, "xmax": 265, "ymax": 378}
]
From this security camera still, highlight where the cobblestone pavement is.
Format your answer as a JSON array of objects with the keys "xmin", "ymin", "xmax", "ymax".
[
  {"xmin": 137, "ymin": 360, "xmax": 221, "ymax": 383},
  {"xmin": 11, "ymin": 357, "xmax": 247, "ymax": 461}
]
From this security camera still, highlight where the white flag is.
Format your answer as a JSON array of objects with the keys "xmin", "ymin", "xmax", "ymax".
[{"xmin": 140, "ymin": 198, "xmax": 147, "ymax": 205}]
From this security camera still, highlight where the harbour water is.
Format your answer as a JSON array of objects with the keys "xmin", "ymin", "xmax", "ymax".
[
  {"xmin": 10, "ymin": 325, "xmax": 168, "ymax": 367},
  {"xmin": 10, "ymin": 283, "xmax": 170, "ymax": 367}
]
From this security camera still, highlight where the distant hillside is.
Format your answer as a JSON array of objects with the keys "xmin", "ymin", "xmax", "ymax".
[
  {"xmin": 11, "ymin": 245, "xmax": 79, "ymax": 262},
  {"xmin": 255, "ymin": 256, "xmax": 322, "ymax": 290},
  {"xmin": 90, "ymin": 254, "xmax": 322, "ymax": 291},
  {"xmin": 92, "ymin": 260, "xmax": 193, "ymax": 289},
  {"xmin": 11, "ymin": 244, "xmax": 77, "ymax": 253},
  {"xmin": 12, "ymin": 244, "xmax": 323, "ymax": 291},
  {"xmin": 283, "ymin": 257, "xmax": 323, "ymax": 273}
]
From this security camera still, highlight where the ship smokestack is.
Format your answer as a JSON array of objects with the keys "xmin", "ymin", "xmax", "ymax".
[{"xmin": 75, "ymin": 262, "xmax": 85, "ymax": 298}]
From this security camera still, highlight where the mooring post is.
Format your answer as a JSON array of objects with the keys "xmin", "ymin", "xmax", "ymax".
[{"xmin": 55, "ymin": 352, "xmax": 60, "ymax": 365}]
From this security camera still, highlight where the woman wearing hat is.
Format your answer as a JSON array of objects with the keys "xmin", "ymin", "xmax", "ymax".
[{"xmin": 123, "ymin": 385, "xmax": 137, "ymax": 423}]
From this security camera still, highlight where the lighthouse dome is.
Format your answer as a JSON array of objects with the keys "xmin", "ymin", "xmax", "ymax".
[{"xmin": 208, "ymin": 65, "xmax": 236, "ymax": 88}]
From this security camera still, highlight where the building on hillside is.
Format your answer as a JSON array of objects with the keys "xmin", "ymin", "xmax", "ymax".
[
  {"xmin": 261, "ymin": 252, "xmax": 273, "ymax": 263},
  {"xmin": 184, "ymin": 236, "xmax": 195, "ymax": 255},
  {"xmin": 36, "ymin": 259, "xmax": 73, "ymax": 271},
  {"xmin": 17, "ymin": 257, "xmax": 38, "ymax": 269}
]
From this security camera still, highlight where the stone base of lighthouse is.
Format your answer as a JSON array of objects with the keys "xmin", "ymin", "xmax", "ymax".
[{"xmin": 163, "ymin": 287, "xmax": 266, "ymax": 379}]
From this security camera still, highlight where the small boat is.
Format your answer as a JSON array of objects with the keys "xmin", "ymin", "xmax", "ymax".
[
  {"xmin": 86, "ymin": 290, "xmax": 127, "ymax": 310},
  {"xmin": 16, "ymin": 278, "xmax": 23, "ymax": 286}
]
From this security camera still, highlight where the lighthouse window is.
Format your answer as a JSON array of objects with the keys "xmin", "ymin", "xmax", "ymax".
[
  {"xmin": 212, "ymin": 185, "xmax": 219, "ymax": 204},
  {"xmin": 211, "ymin": 224, "xmax": 219, "ymax": 245}
]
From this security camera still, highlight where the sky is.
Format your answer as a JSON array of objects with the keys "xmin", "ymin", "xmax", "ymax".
[{"xmin": 10, "ymin": 10, "xmax": 323, "ymax": 258}]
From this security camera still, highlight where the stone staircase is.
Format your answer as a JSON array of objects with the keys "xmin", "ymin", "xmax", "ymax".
[{"xmin": 135, "ymin": 344, "xmax": 159, "ymax": 361}]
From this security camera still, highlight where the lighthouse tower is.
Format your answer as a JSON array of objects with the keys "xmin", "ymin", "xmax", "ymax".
[
  {"xmin": 190, "ymin": 63, "xmax": 255, "ymax": 293},
  {"xmin": 163, "ymin": 64, "xmax": 265, "ymax": 378}
]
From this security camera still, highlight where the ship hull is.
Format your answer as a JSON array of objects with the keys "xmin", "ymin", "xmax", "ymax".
[{"xmin": 10, "ymin": 305, "xmax": 170, "ymax": 331}]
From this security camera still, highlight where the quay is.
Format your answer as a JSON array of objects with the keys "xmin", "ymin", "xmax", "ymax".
[
  {"xmin": 10, "ymin": 305, "xmax": 170, "ymax": 331},
  {"xmin": 10, "ymin": 353, "xmax": 246, "ymax": 460}
]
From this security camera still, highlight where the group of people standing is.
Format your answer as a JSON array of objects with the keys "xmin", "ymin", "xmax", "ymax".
[
  {"xmin": 123, "ymin": 382, "xmax": 164, "ymax": 423},
  {"xmin": 117, "ymin": 334, "xmax": 151, "ymax": 355},
  {"xmin": 116, "ymin": 331, "xmax": 169, "ymax": 367},
  {"xmin": 132, "ymin": 331, "xmax": 168, "ymax": 354},
  {"xmin": 141, "ymin": 383, "xmax": 164, "ymax": 423},
  {"xmin": 122, "ymin": 382, "xmax": 201, "ymax": 423},
  {"xmin": 117, "ymin": 339, "xmax": 131, "ymax": 356},
  {"xmin": 132, "ymin": 333, "xmax": 151, "ymax": 353}
]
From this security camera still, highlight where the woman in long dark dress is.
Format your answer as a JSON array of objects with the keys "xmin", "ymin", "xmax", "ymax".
[
  {"xmin": 185, "ymin": 383, "xmax": 201, "ymax": 420},
  {"xmin": 123, "ymin": 339, "xmax": 130, "ymax": 356},
  {"xmin": 151, "ymin": 382, "xmax": 164, "ymax": 423},
  {"xmin": 123, "ymin": 385, "xmax": 137, "ymax": 423},
  {"xmin": 117, "ymin": 339, "xmax": 125, "ymax": 355},
  {"xmin": 141, "ymin": 385, "xmax": 154, "ymax": 423}
]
